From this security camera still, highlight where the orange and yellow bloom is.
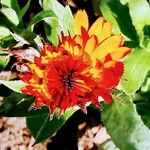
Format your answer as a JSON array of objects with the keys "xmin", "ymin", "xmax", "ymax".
[{"xmin": 20, "ymin": 10, "xmax": 131, "ymax": 113}]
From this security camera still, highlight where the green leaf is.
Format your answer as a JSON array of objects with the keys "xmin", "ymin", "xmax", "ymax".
[
  {"xmin": 1, "ymin": 0, "xmax": 20, "ymax": 14},
  {"xmin": 100, "ymin": 0, "xmax": 138, "ymax": 45},
  {"xmin": 27, "ymin": 108, "xmax": 76, "ymax": 143},
  {"xmin": 28, "ymin": 10, "xmax": 56, "ymax": 31},
  {"xmin": 19, "ymin": 31, "xmax": 37, "ymax": 45},
  {"xmin": 101, "ymin": 93, "xmax": 150, "ymax": 150},
  {"xmin": 141, "ymin": 72, "xmax": 150, "ymax": 92},
  {"xmin": 0, "ymin": 84, "xmax": 12, "ymax": 96},
  {"xmin": 43, "ymin": 0, "xmax": 64, "ymax": 15},
  {"xmin": 34, "ymin": 35, "xmax": 43, "ymax": 49},
  {"xmin": 39, "ymin": 0, "xmax": 43, "ymax": 7},
  {"xmin": 42, "ymin": 0, "xmax": 63, "ymax": 44},
  {"xmin": 18, "ymin": 0, "xmax": 31, "ymax": 21},
  {"xmin": 0, "ymin": 36, "xmax": 14, "ymax": 49},
  {"xmin": 120, "ymin": 47, "xmax": 150, "ymax": 94},
  {"xmin": 1, "ymin": 8, "xmax": 19, "ymax": 26},
  {"xmin": 63, "ymin": 5, "xmax": 74, "ymax": 36},
  {"xmin": 124, "ymin": 0, "xmax": 150, "ymax": 37},
  {"xmin": 134, "ymin": 91, "xmax": 150, "ymax": 129},
  {"xmin": 0, "ymin": 92, "xmax": 30, "ymax": 116},
  {"xmin": 0, "ymin": 56, "xmax": 9, "ymax": 71},
  {"xmin": 0, "ymin": 95, "xmax": 50, "ymax": 117},
  {"xmin": 140, "ymin": 25, "xmax": 150, "ymax": 49},
  {"xmin": 42, "ymin": 0, "xmax": 74, "ymax": 39},
  {"xmin": 0, "ymin": 80, "xmax": 27, "ymax": 93},
  {"xmin": 10, "ymin": 32, "xmax": 29, "ymax": 46},
  {"xmin": 44, "ymin": 18, "xmax": 59, "ymax": 45},
  {"xmin": 0, "ymin": 91, "xmax": 51, "ymax": 118},
  {"xmin": 0, "ymin": 26, "xmax": 10, "ymax": 40}
]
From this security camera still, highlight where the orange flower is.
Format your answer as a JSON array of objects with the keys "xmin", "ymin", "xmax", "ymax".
[{"xmin": 20, "ymin": 10, "xmax": 131, "ymax": 113}]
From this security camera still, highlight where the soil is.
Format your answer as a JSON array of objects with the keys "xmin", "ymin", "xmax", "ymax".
[{"xmin": 0, "ymin": 114, "xmax": 111, "ymax": 150}]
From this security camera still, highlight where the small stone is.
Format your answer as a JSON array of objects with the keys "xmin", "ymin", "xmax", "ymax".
[{"xmin": 93, "ymin": 127, "xmax": 110, "ymax": 145}]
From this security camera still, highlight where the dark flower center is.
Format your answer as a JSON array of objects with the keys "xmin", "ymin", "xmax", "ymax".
[{"xmin": 63, "ymin": 72, "xmax": 74, "ymax": 88}]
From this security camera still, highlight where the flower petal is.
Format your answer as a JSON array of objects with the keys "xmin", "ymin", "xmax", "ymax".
[
  {"xmin": 99, "ymin": 61, "xmax": 124, "ymax": 89},
  {"xmin": 29, "ymin": 64, "xmax": 44, "ymax": 78},
  {"xmin": 20, "ymin": 10, "xmax": 131, "ymax": 113},
  {"xmin": 89, "ymin": 86, "xmax": 112, "ymax": 104},
  {"xmin": 84, "ymin": 35, "xmax": 98, "ymax": 55},
  {"xmin": 110, "ymin": 47, "xmax": 131, "ymax": 60},
  {"xmin": 88, "ymin": 17, "xmax": 104, "ymax": 38},
  {"xmin": 91, "ymin": 35, "xmax": 124, "ymax": 61},
  {"xmin": 99, "ymin": 21, "xmax": 112, "ymax": 42},
  {"xmin": 74, "ymin": 10, "xmax": 89, "ymax": 35}
]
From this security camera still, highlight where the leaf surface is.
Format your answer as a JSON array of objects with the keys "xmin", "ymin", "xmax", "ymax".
[
  {"xmin": 121, "ymin": 48, "xmax": 150, "ymax": 94},
  {"xmin": 101, "ymin": 93, "xmax": 150, "ymax": 150},
  {"xmin": 27, "ymin": 108, "xmax": 76, "ymax": 143},
  {"xmin": 1, "ymin": 8, "xmax": 19, "ymax": 26},
  {"xmin": 0, "ymin": 56, "xmax": 9, "ymax": 71},
  {"xmin": 0, "ymin": 80, "xmax": 27, "ymax": 93}
]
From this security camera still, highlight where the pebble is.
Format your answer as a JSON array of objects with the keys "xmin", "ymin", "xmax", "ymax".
[{"xmin": 0, "ymin": 117, "xmax": 47, "ymax": 150}]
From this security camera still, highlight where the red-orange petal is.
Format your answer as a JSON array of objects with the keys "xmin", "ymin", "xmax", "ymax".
[{"xmin": 98, "ymin": 61, "xmax": 124, "ymax": 89}]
